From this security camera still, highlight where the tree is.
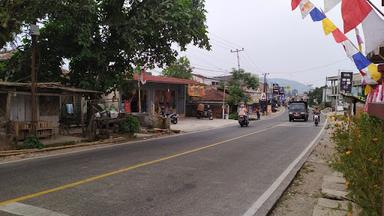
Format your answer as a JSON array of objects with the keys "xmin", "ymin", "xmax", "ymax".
[
  {"xmin": 0, "ymin": 0, "xmax": 210, "ymax": 92},
  {"xmin": 162, "ymin": 56, "xmax": 193, "ymax": 79},
  {"xmin": 307, "ymin": 86, "xmax": 324, "ymax": 107},
  {"xmin": 226, "ymin": 68, "xmax": 259, "ymax": 106}
]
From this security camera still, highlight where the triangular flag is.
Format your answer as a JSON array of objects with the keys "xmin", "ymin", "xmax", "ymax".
[
  {"xmin": 342, "ymin": 40, "xmax": 359, "ymax": 59},
  {"xmin": 332, "ymin": 29, "xmax": 348, "ymax": 43},
  {"xmin": 310, "ymin": 7, "xmax": 326, "ymax": 22},
  {"xmin": 362, "ymin": 10, "xmax": 384, "ymax": 54},
  {"xmin": 300, "ymin": 0, "xmax": 315, "ymax": 19},
  {"xmin": 352, "ymin": 52, "xmax": 371, "ymax": 70},
  {"xmin": 324, "ymin": 0, "xmax": 341, "ymax": 13},
  {"xmin": 365, "ymin": 85, "xmax": 373, "ymax": 95},
  {"xmin": 367, "ymin": 63, "xmax": 382, "ymax": 81},
  {"xmin": 361, "ymin": 68, "xmax": 379, "ymax": 84},
  {"xmin": 341, "ymin": 0, "xmax": 372, "ymax": 33},
  {"xmin": 292, "ymin": 0, "xmax": 302, "ymax": 10},
  {"xmin": 322, "ymin": 18, "xmax": 337, "ymax": 35},
  {"xmin": 355, "ymin": 28, "xmax": 364, "ymax": 52}
]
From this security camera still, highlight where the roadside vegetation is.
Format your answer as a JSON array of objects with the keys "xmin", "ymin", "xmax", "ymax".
[
  {"xmin": 331, "ymin": 113, "xmax": 384, "ymax": 216},
  {"xmin": 119, "ymin": 116, "xmax": 140, "ymax": 135}
]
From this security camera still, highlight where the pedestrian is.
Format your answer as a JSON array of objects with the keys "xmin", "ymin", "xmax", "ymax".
[{"xmin": 256, "ymin": 106, "xmax": 260, "ymax": 120}]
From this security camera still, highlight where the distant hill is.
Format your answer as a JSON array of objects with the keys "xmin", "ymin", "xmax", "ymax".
[{"xmin": 268, "ymin": 78, "xmax": 310, "ymax": 93}]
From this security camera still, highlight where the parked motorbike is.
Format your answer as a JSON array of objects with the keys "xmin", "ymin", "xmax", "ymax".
[
  {"xmin": 161, "ymin": 111, "xmax": 179, "ymax": 124},
  {"xmin": 238, "ymin": 115, "xmax": 249, "ymax": 127},
  {"xmin": 197, "ymin": 107, "xmax": 213, "ymax": 120},
  {"xmin": 314, "ymin": 114, "xmax": 319, "ymax": 127}
]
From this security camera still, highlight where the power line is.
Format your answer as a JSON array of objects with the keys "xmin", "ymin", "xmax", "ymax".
[{"xmin": 270, "ymin": 59, "xmax": 349, "ymax": 75}]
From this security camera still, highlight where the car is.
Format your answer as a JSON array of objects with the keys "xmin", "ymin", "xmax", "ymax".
[{"xmin": 288, "ymin": 101, "xmax": 309, "ymax": 122}]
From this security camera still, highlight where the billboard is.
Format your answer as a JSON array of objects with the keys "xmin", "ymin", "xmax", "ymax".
[{"xmin": 340, "ymin": 72, "xmax": 353, "ymax": 93}]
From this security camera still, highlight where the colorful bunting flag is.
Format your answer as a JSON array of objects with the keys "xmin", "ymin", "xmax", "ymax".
[
  {"xmin": 292, "ymin": 0, "xmax": 302, "ymax": 10},
  {"xmin": 324, "ymin": 0, "xmax": 341, "ymax": 13},
  {"xmin": 361, "ymin": 72, "xmax": 378, "ymax": 85},
  {"xmin": 300, "ymin": 0, "xmax": 315, "ymax": 19},
  {"xmin": 362, "ymin": 10, "xmax": 384, "ymax": 54},
  {"xmin": 355, "ymin": 28, "xmax": 364, "ymax": 52},
  {"xmin": 342, "ymin": 40, "xmax": 359, "ymax": 59},
  {"xmin": 341, "ymin": 0, "xmax": 372, "ymax": 33},
  {"xmin": 310, "ymin": 7, "xmax": 326, "ymax": 22},
  {"xmin": 367, "ymin": 63, "xmax": 382, "ymax": 81},
  {"xmin": 352, "ymin": 52, "xmax": 371, "ymax": 70},
  {"xmin": 365, "ymin": 85, "xmax": 373, "ymax": 95},
  {"xmin": 322, "ymin": 18, "xmax": 337, "ymax": 35},
  {"xmin": 332, "ymin": 29, "xmax": 348, "ymax": 43}
]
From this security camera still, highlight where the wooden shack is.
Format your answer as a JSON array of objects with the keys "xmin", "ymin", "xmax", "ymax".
[{"xmin": 0, "ymin": 82, "xmax": 99, "ymax": 141}]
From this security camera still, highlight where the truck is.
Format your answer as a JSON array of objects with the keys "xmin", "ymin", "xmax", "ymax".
[{"xmin": 288, "ymin": 101, "xmax": 309, "ymax": 122}]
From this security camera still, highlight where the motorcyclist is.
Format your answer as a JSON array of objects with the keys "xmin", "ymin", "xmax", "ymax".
[
  {"xmin": 313, "ymin": 106, "xmax": 321, "ymax": 122},
  {"xmin": 238, "ymin": 104, "xmax": 248, "ymax": 118}
]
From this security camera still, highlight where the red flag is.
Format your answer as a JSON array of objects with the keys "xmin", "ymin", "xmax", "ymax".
[
  {"xmin": 332, "ymin": 28, "xmax": 348, "ymax": 43},
  {"xmin": 292, "ymin": 0, "xmax": 301, "ymax": 10},
  {"xmin": 341, "ymin": 0, "xmax": 372, "ymax": 33}
]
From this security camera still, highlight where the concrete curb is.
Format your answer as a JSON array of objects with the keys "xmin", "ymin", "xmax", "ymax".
[{"xmin": 243, "ymin": 118, "xmax": 328, "ymax": 216}]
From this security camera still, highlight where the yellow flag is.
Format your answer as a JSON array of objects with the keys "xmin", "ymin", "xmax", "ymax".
[
  {"xmin": 364, "ymin": 85, "xmax": 373, "ymax": 95},
  {"xmin": 322, "ymin": 18, "xmax": 337, "ymax": 35},
  {"xmin": 367, "ymin": 63, "xmax": 381, "ymax": 81}
]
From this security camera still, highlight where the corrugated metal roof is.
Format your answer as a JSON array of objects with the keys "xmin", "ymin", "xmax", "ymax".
[
  {"xmin": 133, "ymin": 74, "xmax": 199, "ymax": 85},
  {"xmin": 0, "ymin": 82, "xmax": 100, "ymax": 94}
]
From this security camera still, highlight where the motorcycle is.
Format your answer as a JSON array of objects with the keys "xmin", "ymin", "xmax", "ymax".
[
  {"xmin": 238, "ymin": 115, "xmax": 249, "ymax": 127},
  {"xmin": 197, "ymin": 107, "xmax": 213, "ymax": 120},
  {"xmin": 314, "ymin": 114, "xmax": 319, "ymax": 127},
  {"xmin": 160, "ymin": 109, "xmax": 179, "ymax": 124}
]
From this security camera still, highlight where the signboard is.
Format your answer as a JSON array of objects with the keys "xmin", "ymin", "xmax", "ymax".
[
  {"xmin": 188, "ymin": 85, "xmax": 205, "ymax": 97},
  {"xmin": 340, "ymin": 72, "xmax": 353, "ymax": 93},
  {"xmin": 272, "ymin": 83, "xmax": 280, "ymax": 95}
]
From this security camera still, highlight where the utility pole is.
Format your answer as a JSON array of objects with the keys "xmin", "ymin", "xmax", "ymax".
[
  {"xmin": 262, "ymin": 73, "xmax": 270, "ymax": 115},
  {"xmin": 230, "ymin": 48, "xmax": 244, "ymax": 70},
  {"xmin": 30, "ymin": 24, "xmax": 39, "ymax": 137},
  {"xmin": 222, "ymin": 84, "xmax": 226, "ymax": 119}
]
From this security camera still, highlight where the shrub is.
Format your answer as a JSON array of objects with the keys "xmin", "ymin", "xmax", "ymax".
[
  {"xmin": 22, "ymin": 136, "xmax": 44, "ymax": 149},
  {"xmin": 229, "ymin": 113, "xmax": 238, "ymax": 120},
  {"xmin": 331, "ymin": 113, "xmax": 384, "ymax": 216},
  {"xmin": 119, "ymin": 116, "xmax": 140, "ymax": 134}
]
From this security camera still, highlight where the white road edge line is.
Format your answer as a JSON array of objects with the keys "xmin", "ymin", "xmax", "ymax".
[
  {"xmin": 242, "ymin": 119, "xmax": 328, "ymax": 216},
  {"xmin": 0, "ymin": 108, "xmax": 286, "ymax": 166},
  {"xmin": 0, "ymin": 202, "xmax": 69, "ymax": 216}
]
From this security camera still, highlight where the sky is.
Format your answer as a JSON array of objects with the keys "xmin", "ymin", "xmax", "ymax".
[{"xmin": 175, "ymin": 0, "xmax": 383, "ymax": 87}]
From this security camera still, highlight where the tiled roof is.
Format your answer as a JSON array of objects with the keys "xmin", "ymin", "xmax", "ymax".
[
  {"xmin": 192, "ymin": 87, "xmax": 228, "ymax": 102},
  {"xmin": 133, "ymin": 74, "xmax": 199, "ymax": 85}
]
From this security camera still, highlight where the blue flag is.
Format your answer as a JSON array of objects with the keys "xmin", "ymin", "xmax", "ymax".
[
  {"xmin": 352, "ymin": 52, "xmax": 371, "ymax": 70},
  {"xmin": 310, "ymin": 7, "xmax": 326, "ymax": 22}
]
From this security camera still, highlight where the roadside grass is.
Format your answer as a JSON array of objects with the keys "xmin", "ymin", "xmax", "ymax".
[{"xmin": 331, "ymin": 113, "xmax": 384, "ymax": 216}]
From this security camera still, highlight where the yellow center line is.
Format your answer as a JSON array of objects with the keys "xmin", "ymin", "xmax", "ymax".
[{"xmin": 0, "ymin": 125, "xmax": 279, "ymax": 207}]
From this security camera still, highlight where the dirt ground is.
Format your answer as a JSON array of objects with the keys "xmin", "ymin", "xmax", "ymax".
[{"xmin": 268, "ymin": 128, "xmax": 336, "ymax": 216}]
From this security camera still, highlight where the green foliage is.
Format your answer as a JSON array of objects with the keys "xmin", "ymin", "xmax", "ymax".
[
  {"xmin": 22, "ymin": 136, "xmax": 44, "ymax": 149},
  {"xmin": 162, "ymin": 56, "xmax": 193, "ymax": 79},
  {"xmin": 228, "ymin": 112, "xmax": 238, "ymax": 120},
  {"xmin": 227, "ymin": 68, "xmax": 259, "ymax": 106},
  {"xmin": 119, "ymin": 116, "xmax": 140, "ymax": 134},
  {"xmin": 0, "ymin": 0, "xmax": 210, "ymax": 92},
  {"xmin": 331, "ymin": 114, "xmax": 384, "ymax": 216},
  {"xmin": 308, "ymin": 86, "xmax": 324, "ymax": 107}
]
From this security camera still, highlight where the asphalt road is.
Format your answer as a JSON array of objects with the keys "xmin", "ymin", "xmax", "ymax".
[{"xmin": 0, "ymin": 111, "xmax": 325, "ymax": 216}]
